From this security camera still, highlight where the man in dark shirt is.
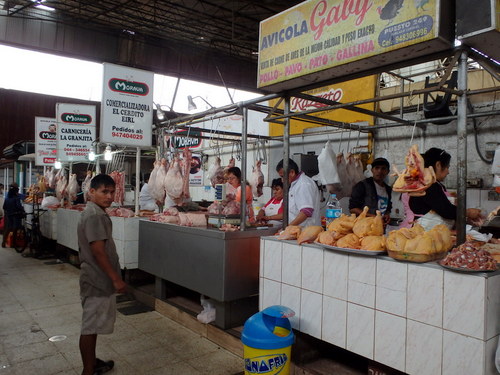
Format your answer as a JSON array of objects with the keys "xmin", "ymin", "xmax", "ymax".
[{"xmin": 349, "ymin": 157, "xmax": 392, "ymax": 225}]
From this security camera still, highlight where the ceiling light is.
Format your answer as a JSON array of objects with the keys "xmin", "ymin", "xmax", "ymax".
[
  {"xmin": 155, "ymin": 103, "xmax": 165, "ymax": 121},
  {"xmin": 54, "ymin": 161, "xmax": 62, "ymax": 169},
  {"xmin": 88, "ymin": 150, "xmax": 96, "ymax": 161},
  {"xmin": 187, "ymin": 95, "xmax": 214, "ymax": 111}
]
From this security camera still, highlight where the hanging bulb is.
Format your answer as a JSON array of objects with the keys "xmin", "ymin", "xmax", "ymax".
[
  {"xmin": 88, "ymin": 150, "xmax": 96, "ymax": 161},
  {"xmin": 54, "ymin": 161, "xmax": 62, "ymax": 169},
  {"xmin": 155, "ymin": 103, "xmax": 165, "ymax": 121},
  {"xmin": 104, "ymin": 145, "xmax": 112, "ymax": 161}
]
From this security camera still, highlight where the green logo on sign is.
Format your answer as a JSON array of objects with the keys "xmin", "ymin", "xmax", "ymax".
[
  {"xmin": 61, "ymin": 113, "xmax": 92, "ymax": 124},
  {"xmin": 109, "ymin": 78, "xmax": 149, "ymax": 96}
]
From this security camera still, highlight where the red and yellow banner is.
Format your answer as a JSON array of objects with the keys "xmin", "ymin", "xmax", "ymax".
[
  {"xmin": 258, "ymin": 0, "xmax": 443, "ymax": 89},
  {"xmin": 269, "ymin": 75, "xmax": 376, "ymax": 136}
]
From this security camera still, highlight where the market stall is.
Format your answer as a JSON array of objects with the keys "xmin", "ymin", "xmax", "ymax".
[
  {"xmin": 260, "ymin": 236, "xmax": 500, "ymax": 375},
  {"xmin": 139, "ymin": 220, "xmax": 277, "ymax": 329}
]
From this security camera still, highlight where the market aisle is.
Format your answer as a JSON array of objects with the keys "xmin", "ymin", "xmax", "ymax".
[{"xmin": 0, "ymin": 244, "xmax": 243, "ymax": 375}]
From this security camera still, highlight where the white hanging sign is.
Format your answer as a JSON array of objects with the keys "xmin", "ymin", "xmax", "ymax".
[
  {"xmin": 35, "ymin": 117, "xmax": 57, "ymax": 166},
  {"xmin": 100, "ymin": 63, "xmax": 153, "ymax": 147},
  {"xmin": 56, "ymin": 103, "xmax": 96, "ymax": 162}
]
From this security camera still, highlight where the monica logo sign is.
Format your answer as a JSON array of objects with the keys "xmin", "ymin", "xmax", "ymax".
[
  {"xmin": 61, "ymin": 113, "xmax": 92, "ymax": 124},
  {"xmin": 39, "ymin": 131, "xmax": 57, "ymax": 140},
  {"xmin": 244, "ymin": 353, "xmax": 288, "ymax": 374},
  {"xmin": 109, "ymin": 78, "xmax": 149, "ymax": 96}
]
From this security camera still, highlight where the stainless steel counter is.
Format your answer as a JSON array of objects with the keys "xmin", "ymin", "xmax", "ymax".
[{"xmin": 138, "ymin": 220, "xmax": 278, "ymax": 328}]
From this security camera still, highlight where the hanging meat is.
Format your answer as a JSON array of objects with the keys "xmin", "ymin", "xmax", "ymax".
[
  {"xmin": 330, "ymin": 153, "xmax": 350, "ymax": 199},
  {"xmin": 47, "ymin": 167, "xmax": 57, "ymax": 189},
  {"xmin": 317, "ymin": 141, "xmax": 340, "ymax": 189},
  {"xmin": 392, "ymin": 144, "xmax": 436, "ymax": 196},
  {"xmin": 164, "ymin": 156, "xmax": 184, "ymax": 203},
  {"xmin": 153, "ymin": 159, "xmax": 168, "ymax": 203},
  {"xmin": 250, "ymin": 160, "xmax": 265, "ymax": 197},
  {"xmin": 208, "ymin": 157, "xmax": 225, "ymax": 187},
  {"xmin": 67, "ymin": 174, "xmax": 79, "ymax": 202},
  {"xmin": 81, "ymin": 171, "xmax": 93, "ymax": 202},
  {"xmin": 148, "ymin": 160, "xmax": 160, "ymax": 200},
  {"xmin": 352, "ymin": 154, "xmax": 365, "ymax": 184},
  {"xmin": 109, "ymin": 171, "xmax": 125, "ymax": 205},
  {"xmin": 223, "ymin": 157, "xmax": 236, "ymax": 181},
  {"xmin": 55, "ymin": 170, "xmax": 67, "ymax": 200},
  {"xmin": 181, "ymin": 148, "xmax": 192, "ymax": 199}
]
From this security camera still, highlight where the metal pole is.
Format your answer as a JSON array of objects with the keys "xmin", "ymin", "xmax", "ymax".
[
  {"xmin": 456, "ymin": 50, "xmax": 468, "ymax": 245},
  {"xmin": 135, "ymin": 147, "xmax": 140, "ymax": 216},
  {"xmin": 28, "ymin": 161, "xmax": 32, "ymax": 187},
  {"xmin": 282, "ymin": 97, "xmax": 290, "ymax": 227},
  {"xmin": 240, "ymin": 107, "xmax": 248, "ymax": 231}
]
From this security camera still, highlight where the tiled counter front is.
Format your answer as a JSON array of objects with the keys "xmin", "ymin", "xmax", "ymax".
[
  {"xmin": 40, "ymin": 209, "xmax": 58, "ymax": 240},
  {"xmin": 259, "ymin": 237, "xmax": 500, "ymax": 375},
  {"xmin": 56, "ymin": 209, "xmax": 139, "ymax": 269}
]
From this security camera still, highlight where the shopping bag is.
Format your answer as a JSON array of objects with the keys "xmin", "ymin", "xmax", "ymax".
[{"xmin": 0, "ymin": 216, "xmax": 4, "ymax": 231}]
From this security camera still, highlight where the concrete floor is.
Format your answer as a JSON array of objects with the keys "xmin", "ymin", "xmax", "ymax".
[{"xmin": 0, "ymin": 243, "xmax": 243, "ymax": 375}]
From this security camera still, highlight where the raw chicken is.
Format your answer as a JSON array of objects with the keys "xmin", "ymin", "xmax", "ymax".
[
  {"xmin": 207, "ymin": 201, "xmax": 223, "ymax": 215},
  {"xmin": 208, "ymin": 157, "xmax": 225, "ymax": 187},
  {"xmin": 47, "ymin": 167, "xmax": 57, "ymax": 189},
  {"xmin": 55, "ymin": 172, "xmax": 67, "ymax": 200},
  {"xmin": 360, "ymin": 236, "xmax": 386, "ymax": 251},
  {"xmin": 276, "ymin": 225, "xmax": 302, "ymax": 240},
  {"xmin": 178, "ymin": 212, "xmax": 207, "ymax": 227},
  {"xmin": 250, "ymin": 160, "xmax": 265, "ymax": 197},
  {"xmin": 222, "ymin": 200, "xmax": 240, "ymax": 216},
  {"xmin": 352, "ymin": 207, "xmax": 384, "ymax": 238},
  {"xmin": 318, "ymin": 140, "xmax": 340, "ymax": 186},
  {"xmin": 223, "ymin": 157, "xmax": 236, "ymax": 181},
  {"xmin": 109, "ymin": 171, "xmax": 125, "ymax": 205},
  {"xmin": 297, "ymin": 226, "xmax": 324, "ymax": 245},
  {"xmin": 336, "ymin": 233, "xmax": 361, "ymax": 249},
  {"xmin": 392, "ymin": 145, "xmax": 436, "ymax": 196},
  {"xmin": 164, "ymin": 156, "xmax": 183, "ymax": 202},
  {"xmin": 81, "ymin": 171, "xmax": 93, "ymax": 202},
  {"xmin": 181, "ymin": 148, "xmax": 192, "ymax": 199},
  {"xmin": 328, "ymin": 153, "xmax": 349, "ymax": 198},
  {"xmin": 106, "ymin": 207, "xmax": 135, "ymax": 217},
  {"xmin": 327, "ymin": 213, "xmax": 357, "ymax": 234},
  {"xmin": 148, "ymin": 160, "xmax": 160, "ymax": 199},
  {"xmin": 67, "ymin": 174, "xmax": 79, "ymax": 202},
  {"xmin": 153, "ymin": 159, "xmax": 168, "ymax": 203},
  {"xmin": 315, "ymin": 231, "xmax": 337, "ymax": 246},
  {"xmin": 352, "ymin": 154, "xmax": 365, "ymax": 185}
]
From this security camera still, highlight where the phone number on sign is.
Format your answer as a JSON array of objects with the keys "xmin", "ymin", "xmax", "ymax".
[
  {"xmin": 394, "ymin": 28, "xmax": 429, "ymax": 43},
  {"xmin": 112, "ymin": 132, "xmax": 144, "ymax": 140}
]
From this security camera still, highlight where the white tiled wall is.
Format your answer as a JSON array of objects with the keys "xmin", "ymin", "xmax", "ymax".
[{"xmin": 260, "ymin": 237, "xmax": 500, "ymax": 375}]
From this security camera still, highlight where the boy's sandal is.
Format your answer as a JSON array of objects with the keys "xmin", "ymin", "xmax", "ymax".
[{"xmin": 94, "ymin": 358, "xmax": 114, "ymax": 374}]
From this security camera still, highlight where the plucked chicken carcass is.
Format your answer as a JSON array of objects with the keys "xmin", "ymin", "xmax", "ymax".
[
  {"xmin": 336, "ymin": 233, "xmax": 361, "ymax": 249},
  {"xmin": 392, "ymin": 145, "xmax": 436, "ymax": 196},
  {"xmin": 297, "ymin": 226, "xmax": 324, "ymax": 245},
  {"xmin": 47, "ymin": 167, "xmax": 57, "ymax": 189},
  {"xmin": 67, "ymin": 174, "xmax": 79, "ymax": 202},
  {"xmin": 109, "ymin": 171, "xmax": 125, "ymax": 205},
  {"xmin": 55, "ymin": 171, "xmax": 67, "ymax": 200},
  {"xmin": 360, "ymin": 236, "xmax": 386, "ymax": 251},
  {"xmin": 223, "ymin": 157, "xmax": 236, "ymax": 181},
  {"xmin": 352, "ymin": 207, "xmax": 384, "ymax": 238},
  {"xmin": 250, "ymin": 160, "xmax": 265, "ymax": 197},
  {"xmin": 178, "ymin": 212, "xmax": 207, "ymax": 227},
  {"xmin": 208, "ymin": 157, "xmax": 225, "ymax": 187},
  {"xmin": 315, "ymin": 231, "xmax": 338, "ymax": 246},
  {"xmin": 164, "ymin": 156, "xmax": 184, "ymax": 203},
  {"xmin": 81, "ymin": 171, "xmax": 93, "ymax": 202},
  {"xmin": 222, "ymin": 200, "xmax": 240, "ymax": 216},
  {"xmin": 327, "ymin": 213, "xmax": 357, "ymax": 234},
  {"xmin": 153, "ymin": 159, "xmax": 168, "ymax": 203},
  {"xmin": 277, "ymin": 225, "xmax": 302, "ymax": 240},
  {"xmin": 181, "ymin": 148, "xmax": 192, "ymax": 199}
]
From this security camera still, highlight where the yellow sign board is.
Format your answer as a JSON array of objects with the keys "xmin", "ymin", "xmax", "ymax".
[
  {"xmin": 258, "ymin": 0, "xmax": 451, "ymax": 91},
  {"xmin": 269, "ymin": 75, "xmax": 376, "ymax": 136}
]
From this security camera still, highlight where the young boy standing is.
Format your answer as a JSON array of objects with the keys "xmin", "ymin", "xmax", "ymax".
[{"xmin": 77, "ymin": 174, "xmax": 127, "ymax": 375}]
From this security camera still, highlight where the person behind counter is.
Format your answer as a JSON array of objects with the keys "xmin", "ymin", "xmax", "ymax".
[
  {"xmin": 276, "ymin": 158, "xmax": 321, "ymax": 227},
  {"xmin": 256, "ymin": 178, "xmax": 284, "ymax": 226},
  {"xmin": 77, "ymin": 174, "xmax": 126, "ymax": 375},
  {"xmin": 408, "ymin": 147, "xmax": 482, "ymax": 230},
  {"xmin": 349, "ymin": 157, "xmax": 392, "ymax": 225},
  {"xmin": 139, "ymin": 173, "xmax": 159, "ymax": 212},
  {"xmin": 226, "ymin": 166, "xmax": 254, "ymax": 219}
]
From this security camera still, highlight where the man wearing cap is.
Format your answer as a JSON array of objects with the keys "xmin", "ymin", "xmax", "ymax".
[{"xmin": 349, "ymin": 157, "xmax": 392, "ymax": 225}]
